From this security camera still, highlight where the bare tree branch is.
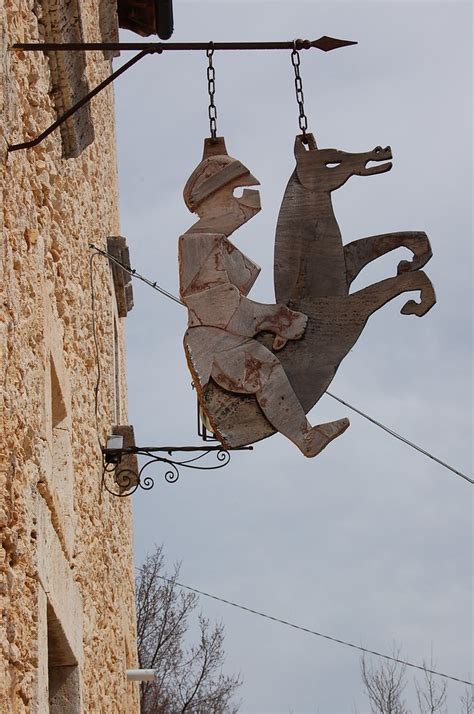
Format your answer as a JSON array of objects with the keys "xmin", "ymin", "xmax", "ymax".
[
  {"xmin": 360, "ymin": 648, "xmax": 408, "ymax": 714},
  {"xmin": 136, "ymin": 545, "xmax": 241, "ymax": 713},
  {"xmin": 360, "ymin": 646, "xmax": 472, "ymax": 714},
  {"xmin": 460, "ymin": 688, "xmax": 474, "ymax": 714},
  {"xmin": 414, "ymin": 657, "xmax": 447, "ymax": 714}
]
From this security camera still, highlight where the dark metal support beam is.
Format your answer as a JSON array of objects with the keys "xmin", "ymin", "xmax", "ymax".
[
  {"xmin": 8, "ymin": 37, "xmax": 356, "ymax": 152},
  {"xmin": 110, "ymin": 445, "xmax": 253, "ymax": 453},
  {"xmin": 8, "ymin": 48, "xmax": 155, "ymax": 152},
  {"xmin": 12, "ymin": 37, "xmax": 357, "ymax": 53},
  {"xmin": 101, "ymin": 443, "xmax": 253, "ymax": 495}
]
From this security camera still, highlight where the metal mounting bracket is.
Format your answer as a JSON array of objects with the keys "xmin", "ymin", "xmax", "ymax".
[
  {"xmin": 8, "ymin": 37, "xmax": 356, "ymax": 152},
  {"xmin": 101, "ymin": 444, "xmax": 253, "ymax": 497}
]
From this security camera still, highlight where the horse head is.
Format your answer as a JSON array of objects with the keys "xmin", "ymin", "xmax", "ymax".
[{"xmin": 294, "ymin": 134, "xmax": 393, "ymax": 192}]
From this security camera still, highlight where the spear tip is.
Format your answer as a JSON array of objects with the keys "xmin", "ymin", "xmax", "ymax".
[{"xmin": 311, "ymin": 36, "xmax": 358, "ymax": 52}]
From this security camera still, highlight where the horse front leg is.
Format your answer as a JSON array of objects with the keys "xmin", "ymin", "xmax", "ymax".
[
  {"xmin": 344, "ymin": 231, "xmax": 433, "ymax": 288},
  {"xmin": 350, "ymin": 270, "xmax": 436, "ymax": 318}
]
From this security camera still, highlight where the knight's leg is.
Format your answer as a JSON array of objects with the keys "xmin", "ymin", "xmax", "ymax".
[
  {"xmin": 211, "ymin": 342, "xmax": 349, "ymax": 457},
  {"xmin": 350, "ymin": 270, "xmax": 436, "ymax": 318},
  {"xmin": 254, "ymin": 362, "xmax": 349, "ymax": 458}
]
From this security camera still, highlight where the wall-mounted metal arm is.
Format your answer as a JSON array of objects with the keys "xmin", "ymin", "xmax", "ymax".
[
  {"xmin": 8, "ymin": 48, "xmax": 158, "ymax": 152},
  {"xmin": 102, "ymin": 444, "xmax": 253, "ymax": 496},
  {"xmin": 8, "ymin": 37, "xmax": 356, "ymax": 152},
  {"xmin": 12, "ymin": 37, "xmax": 357, "ymax": 52}
]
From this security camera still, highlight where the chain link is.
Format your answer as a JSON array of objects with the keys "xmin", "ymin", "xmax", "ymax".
[
  {"xmin": 206, "ymin": 44, "xmax": 217, "ymax": 138},
  {"xmin": 291, "ymin": 46, "xmax": 308, "ymax": 142}
]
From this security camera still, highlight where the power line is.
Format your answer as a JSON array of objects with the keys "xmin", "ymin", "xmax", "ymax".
[
  {"xmin": 89, "ymin": 245, "xmax": 472, "ymax": 485},
  {"xmin": 89, "ymin": 243, "xmax": 184, "ymax": 306},
  {"xmin": 325, "ymin": 392, "xmax": 473, "ymax": 485},
  {"xmin": 158, "ymin": 575, "xmax": 473, "ymax": 687}
]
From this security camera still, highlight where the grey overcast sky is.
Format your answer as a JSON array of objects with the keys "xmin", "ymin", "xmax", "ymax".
[{"xmin": 114, "ymin": 2, "xmax": 472, "ymax": 712}]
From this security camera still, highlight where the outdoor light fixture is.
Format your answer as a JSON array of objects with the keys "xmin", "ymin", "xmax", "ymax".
[{"xmin": 104, "ymin": 434, "xmax": 123, "ymax": 464}]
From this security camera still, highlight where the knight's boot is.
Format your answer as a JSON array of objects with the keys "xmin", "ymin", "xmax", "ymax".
[
  {"xmin": 298, "ymin": 418, "xmax": 350, "ymax": 458},
  {"xmin": 254, "ymin": 365, "xmax": 350, "ymax": 457}
]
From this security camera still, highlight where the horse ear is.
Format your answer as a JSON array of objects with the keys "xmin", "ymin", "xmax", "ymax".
[
  {"xmin": 294, "ymin": 135, "xmax": 307, "ymax": 160},
  {"xmin": 294, "ymin": 133, "xmax": 318, "ymax": 160}
]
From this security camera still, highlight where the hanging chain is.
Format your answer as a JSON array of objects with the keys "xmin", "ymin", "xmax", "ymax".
[
  {"xmin": 206, "ymin": 44, "xmax": 217, "ymax": 138},
  {"xmin": 291, "ymin": 44, "xmax": 308, "ymax": 142}
]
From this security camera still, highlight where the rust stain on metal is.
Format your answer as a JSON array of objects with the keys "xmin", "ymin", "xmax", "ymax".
[
  {"xmin": 177, "ymin": 131, "xmax": 435, "ymax": 457},
  {"xmin": 178, "ymin": 137, "xmax": 352, "ymax": 457},
  {"xmin": 196, "ymin": 134, "xmax": 435, "ymax": 452}
]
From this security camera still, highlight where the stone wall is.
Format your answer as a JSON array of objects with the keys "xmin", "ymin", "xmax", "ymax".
[{"xmin": 1, "ymin": 0, "xmax": 139, "ymax": 711}]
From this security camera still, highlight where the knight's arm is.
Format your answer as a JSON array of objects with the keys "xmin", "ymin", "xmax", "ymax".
[
  {"xmin": 180, "ymin": 234, "xmax": 306, "ymax": 340},
  {"xmin": 217, "ymin": 239, "xmax": 306, "ymax": 338},
  {"xmin": 344, "ymin": 231, "xmax": 432, "ymax": 288},
  {"xmin": 227, "ymin": 294, "xmax": 307, "ymax": 342},
  {"xmin": 184, "ymin": 284, "xmax": 307, "ymax": 342},
  {"xmin": 179, "ymin": 234, "xmax": 260, "ymax": 297}
]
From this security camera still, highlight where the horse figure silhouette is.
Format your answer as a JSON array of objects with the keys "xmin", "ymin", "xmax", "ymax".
[{"xmin": 195, "ymin": 134, "xmax": 436, "ymax": 451}]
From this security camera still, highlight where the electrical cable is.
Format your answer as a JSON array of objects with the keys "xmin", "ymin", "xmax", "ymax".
[
  {"xmin": 325, "ymin": 392, "xmax": 473, "ymax": 484},
  {"xmin": 157, "ymin": 575, "xmax": 473, "ymax": 687},
  {"xmin": 92, "ymin": 242, "xmax": 471, "ymax": 684},
  {"xmin": 89, "ymin": 252, "xmax": 104, "ymax": 451},
  {"xmin": 89, "ymin": 243, "xmax": 184, "ymax": 306},
  {"xmin": 89, "ymin": 245, "xmax": 472, "ymax": 485},
  {"xmin": 94, "ymin": 243, "xmax": 471, "ymax": 681}
]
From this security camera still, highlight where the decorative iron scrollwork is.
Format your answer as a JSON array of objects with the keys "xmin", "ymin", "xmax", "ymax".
[{"xmin": 101, "ymin": 446, "xmax": 240, "ymax": 497}]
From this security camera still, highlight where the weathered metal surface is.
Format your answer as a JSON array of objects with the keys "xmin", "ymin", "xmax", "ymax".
[
  {"xmin": 199, "ymin": 134, "xmax": 435, "ymax": 448},
  {"xmin": 179, "ymin": 137, "xmax": 350, "ymax": 457}
]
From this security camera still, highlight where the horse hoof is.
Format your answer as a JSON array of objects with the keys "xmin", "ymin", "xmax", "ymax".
[{"xmin": 400, "ymin": 298, "xmax": 434, "ymax": 317}]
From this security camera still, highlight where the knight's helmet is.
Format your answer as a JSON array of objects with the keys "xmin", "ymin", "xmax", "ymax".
[{"xmin": 183, "ymin": 137, "xmax": 260, "ymax": 214}]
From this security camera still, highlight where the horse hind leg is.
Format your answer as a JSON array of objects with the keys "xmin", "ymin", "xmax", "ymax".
[{"xmin": 350, "ymin": 270, "xmax": 436, "ymax": 319}]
